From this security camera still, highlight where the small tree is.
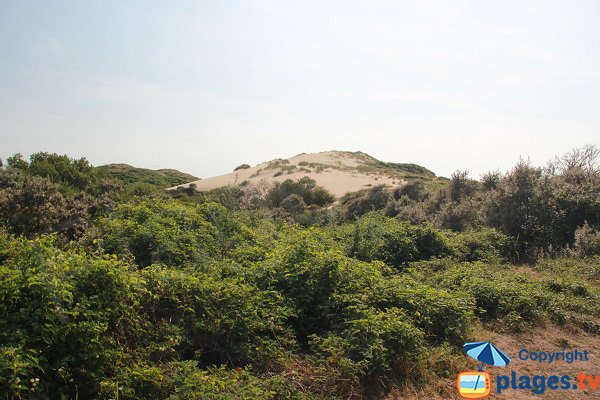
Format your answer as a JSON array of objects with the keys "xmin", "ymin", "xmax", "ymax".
[
  {"xmin": 481, "ymin": 170, "xmax": 501, "ymax": 191},
  {"xmin": 6, "ymin": 153, "xmax": 28, "ymax": 170},
  {"xmin": 449, "ymin": 170, "xmax": 475, "ymax": 202}
]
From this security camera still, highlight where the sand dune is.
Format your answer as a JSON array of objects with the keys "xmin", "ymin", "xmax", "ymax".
[{"xmin": 171, "ymin": 151, "xmax": 426, "ymax": 197}]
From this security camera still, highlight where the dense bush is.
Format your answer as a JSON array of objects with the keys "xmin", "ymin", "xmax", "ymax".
[
  {"xmin": 341, "ymin": 185, "xmax": 394, "ymax": 219},
  {"xmin": 139, "ymin": 265, "xmax": 294, "ymax": 369},
  {"xmin": 1, "ymin": 147, "xmax": 599, "ymax": 399},
  {"xmin": 165, "ymin": 363, "xmax": 302, "ymax": 400},
  {"xmin": 444, "ymin": 228, "xmax": 515, "ymax": 262},
  {"xmin": 408, "ymin": 259, "xmax": 597, "ymax": 332},
  {"xmin": 28, "ymin": 152, "xmax": 97, "ymax": 191},
  {"xmin": 310, "ymin": 307, "xmax": 425, "ymax": 385},
  {"xmin": 97, "ymin": 200, "xmax": 253, "ymax": 266},
  {"xmin": 251, "ymin": 228, "xmax": 472, "ymax": 386},
  {"xmin": 393, "ymin": 180, "xmax": 427, "ymax": 202},
  {"xmin": 267, "ymin": 177, "xmax": 335, "ymax": 208},
  {"xmin": 0, "ymin": 172, "xmax": 111, "ymax": 241},
  {"xmin": 0, "ymin": 233, "xmax": 295, "ymax": 399},
  {"xmin": 343, "ymin": 212, "xmax": 451, "ymax": 267},
  {"xmin": 0, "ymin": 235, "xmax": 142, "ymax": 398},
  {"xmin": 98, "ymin": 200, "xmax": 217, "ymax": 266}
]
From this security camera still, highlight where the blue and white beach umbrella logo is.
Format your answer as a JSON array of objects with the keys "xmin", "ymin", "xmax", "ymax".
[
  {"xmin": 458, "ymin": 342, "xmax": 511, "ymax": 398},
  {"xmin": 463, "ymin": 341, "xmax": 511, "ymax": 370}
]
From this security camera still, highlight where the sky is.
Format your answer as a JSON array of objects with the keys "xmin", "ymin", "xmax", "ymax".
[{"xmin": 1, "ymin": 0, "xmax": 599, "ymax": 179}]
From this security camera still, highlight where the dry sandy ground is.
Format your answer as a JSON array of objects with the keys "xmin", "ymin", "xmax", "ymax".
[
  {"xmin": 388, "ymin": 324, "xmax": 600, "ymax": 400},
  {"xmin": 170, "ymin": 151, "xmax": 405, "ymax": 197}
]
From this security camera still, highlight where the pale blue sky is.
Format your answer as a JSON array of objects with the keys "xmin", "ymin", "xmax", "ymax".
[{"xmin": 1, "ymin": 0, "xmax": 599, "ymax": 178}]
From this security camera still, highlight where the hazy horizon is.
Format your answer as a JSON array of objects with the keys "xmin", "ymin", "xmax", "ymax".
[{"xmin": 2, "ymin": 0, "xmax": 599, "ymax": 179}]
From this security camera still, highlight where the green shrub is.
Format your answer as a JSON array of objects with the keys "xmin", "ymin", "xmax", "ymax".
[
  {"xmin": 428, "ymin": 262, "xmax": 549, "ymax": 326},
  {"xmin": 344, "ymin": 212, "xmax": 452, "ymax": 267},
  {"xmin": 0, "ymin": 235, "xmax": 142, "ymax": 399},
  {"xmin": 332, "ymin": 272, "xmax": 473, "ymax": 346},
  {"xmin": 342, "ymin": 186, "xmax": 393, "ymax": 219},
  {"xmin": 311, "ymin": 307, "xmax": 425, "ymax": 384},
  {"xmin": 139, "ymin": 265, "xmax": 294, "ymax": 368},
  {"xmin": 0, "ymin": 171, "xmax": 107, "ymax": 241},
  {"xmin": 0, "ymin": 233, "xmax": 296, "ymax": 399},
  {"xmin": 281, "ymin": 194, "xmax": 307, "ymax": 216},
  {"xmin": 253, "ymin": 227, "xmax": 471, "ymax": 368},
  {"xmin": 267, "ymin": 177, "xmax": 334, "ymax": 208},
  {"xmin": 445, "ymin": 228, "xmax": 515, "ymax": 262},
  {"xmin": 393, "ymin": 180, "xmax": 427, "ymax": 202},
  {"xmin": 98, "ymin": 200, "xmax": 253, "ymax": 266},
  {"xmin": 234, "ymin": 164, "xmax": 252, "ymax": 171},
  {"xmin": 166, "ymin": 362, "xmax": 302, "ymax": 400}
]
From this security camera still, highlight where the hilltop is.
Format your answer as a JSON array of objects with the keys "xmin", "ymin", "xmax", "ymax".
[
  {"xmin": 172, "ymin": 150, "xmax": 437, "ymax": 197},
  {"xmin": 97, "ymin": 163, "xmax": 198, "ymax": 189}
]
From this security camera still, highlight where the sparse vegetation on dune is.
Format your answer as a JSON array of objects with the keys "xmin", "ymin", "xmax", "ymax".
[
  {"xmin": 172, "ymin": 151, "xmax": 438, "ymax": 197},
  {"xmin": 0, "ymin": 147, "xmax": 599, "ymax": 399}
]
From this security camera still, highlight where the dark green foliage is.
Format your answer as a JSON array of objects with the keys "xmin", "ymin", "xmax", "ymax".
[
  {"xmin": 444, "ymin": 228, "xmax": 515, "ymax": 262},
  {"xmin": 344, "ymin": 212, "xmax": 451, "ymax": 267},
  {"xmin": 342, "ymin": 186, "xmax": 394, "ymax": 219},
  {"xmin": 1, "ymin": 147, "xmax": 599, "ymax": 399},
  {"xmin": 234, "ymin": 163, "xmax": 252, "ymax": 171},
  {"xmin": 97, "ymin": 163, "xmax": 197, "ymax": 193},
  {"xmin": 28, "ymin": 152, "xmax": 96, "ymax": 191},
  {"xmin": 267, "ymin": 177, "xmax": 335, "ymax": 208},
  {"xmin": 366, "ymin": 161, "xmax": 436, "ymax": 177},
  {"xmin": 448, "ymin": 170, "xmax": 477, "ymax": 202},
  {"xmin": 97, "ymin": 200, "xmax": 250, "ymax": 266},
  {"xmin": 6, "ymin": 153, "xmax": 29, "ymax": 170},
  {"xmin": 433, "ymin": 200, "xmax": 481, "ymax": 232},
  {"xmin": 0, "ymin": 234, "xmax": 295, "ymax": 399},
  {"xmin": 485, "ymin": 161, "xmax": 558, "ymax": 259},
  {"xmin": 481, "ymin": 170, "xmax": 501, "ymax": 191}
]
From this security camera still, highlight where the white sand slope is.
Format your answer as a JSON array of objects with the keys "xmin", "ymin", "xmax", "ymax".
[{"xmin": 171, "ymin": 151, "xmax": 412, "ymax": 197}]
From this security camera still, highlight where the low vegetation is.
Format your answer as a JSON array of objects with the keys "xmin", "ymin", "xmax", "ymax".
[{"xmin": 0, "ymin": 147, "xmax": 598, "ymax": 399}]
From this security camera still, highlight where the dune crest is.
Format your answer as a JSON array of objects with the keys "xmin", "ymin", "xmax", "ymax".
[{"xmin": 172, "ymin": 151, "xmax": 435, "ymax": 197}]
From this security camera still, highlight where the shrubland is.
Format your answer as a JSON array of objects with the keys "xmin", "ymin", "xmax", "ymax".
[{"xmin": 0, "ymin": 148, "xmax": 598, "ymax": 399}]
